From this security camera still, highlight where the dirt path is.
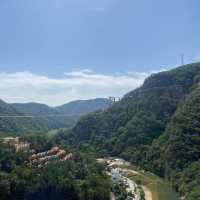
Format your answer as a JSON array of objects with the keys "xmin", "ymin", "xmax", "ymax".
[
  {"xmin": 142, "ymin": 186, "xmax": 153, "ymax": 200},
  {"xmin": 120, "ymin": 168, "xmax": 140, "ymax": 175},
  {"xmin": 120, "ymin": 168, "xmax": 153, "ymax": 200},
  {"xmin": 130, "ymin": 170, "xmax": 153, "ymax": 200},
  {"xmin": 110, "ymin": 192, "xmax": 116, "ymax": 200},
  {"xmin": 124, "ymin": 170, "xmax": 152, "ymax": 200}
]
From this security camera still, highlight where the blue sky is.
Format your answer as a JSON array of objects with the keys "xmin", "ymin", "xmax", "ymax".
[{"xmin": 0, "ymin": 0, "xmax": 200, "ymax": 105}]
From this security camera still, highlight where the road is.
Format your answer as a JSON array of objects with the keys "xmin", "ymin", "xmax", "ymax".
[
  {"xmin": 122, "ymin": 168, "xmax": 153, "ymax": 200},
  {"xmin": 100, "ymin": 158, "xmax": 153, "ymax": 200},
  {"xmin": 120, "ymin": 168, "xmax": 152, "ymax": 200},
  {"xmin": 110, "ymin": 192, "xmax": 116, "ymax": 200},
  {"xmin": 142, "ymin": 186, "xmax": 153, "ymax": 200}
]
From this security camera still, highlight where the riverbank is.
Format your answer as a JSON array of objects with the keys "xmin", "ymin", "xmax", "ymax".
[
  {"xmin": 98, "ymin": 157, "xmax": 179, "ymax": 200},
  {"xmin": 99, "ymin": 158, "xmax": 148, "ymax": 200},
  {"xmin": 124, "ymin": 166, "xmax": 179, "ymax": 200}
]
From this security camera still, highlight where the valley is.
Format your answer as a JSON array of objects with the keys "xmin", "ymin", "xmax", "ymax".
[
  {"xmin": 1, "ymin": 1, "xmax": 200, "ymax": 199},
  {"xmin": 0, "ymin": 98, "xmax": 111, "ymax": 134},
  {"xmin": 69, "ymin": 63, "xmax": 200, "ymax": 200},
  {"xmin": 0, "ymin": 63, "xmax": 200, "ymax": 200}
]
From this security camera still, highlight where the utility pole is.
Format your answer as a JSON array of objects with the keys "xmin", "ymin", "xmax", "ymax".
[{"xmin": 181, "ymin": 54, "xmax": 184, "ymax": 65}]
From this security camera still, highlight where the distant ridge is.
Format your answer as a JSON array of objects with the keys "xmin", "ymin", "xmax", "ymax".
[{"xmin": 0, "ymin": 98, "xmax": 111, "ymax": 134}]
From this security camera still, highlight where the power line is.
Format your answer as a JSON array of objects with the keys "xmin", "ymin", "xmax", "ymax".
[{"xmin": 0, "ymin": 114, "xmax": 84, "ymax": 118}]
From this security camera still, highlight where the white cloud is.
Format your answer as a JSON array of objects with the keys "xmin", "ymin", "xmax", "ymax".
[{"xmin": 0, "ymin": 69, "xmax": 150, "ymax": 106}]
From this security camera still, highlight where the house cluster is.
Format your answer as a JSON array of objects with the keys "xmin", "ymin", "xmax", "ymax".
[
  {"xmin": 3, "ymin": 137, "xmax": 31, "ymax": 152},
  {"xmin": 28, "ymin": 146, "xmax": 73, "ymax": 168}
]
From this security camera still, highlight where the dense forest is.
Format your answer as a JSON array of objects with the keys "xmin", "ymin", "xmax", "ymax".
[
  {"xmin": 61, "ymin": 63, "xmax": 200, "ymax": 199},
  {"xmin": 0, "ymin": 137, "xmax": 111, "ymax": 200}
]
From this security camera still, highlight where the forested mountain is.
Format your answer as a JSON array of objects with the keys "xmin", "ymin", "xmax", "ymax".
[
  {"xmin": 0, "ymin": 100, "xmax": 20, "ymax": 114},
  {"xmin": 69, "ymin": 63, "xmax": 200, "ymax": 199},
  {"xmin": 11, "ymin": 102, "xmax": 68, "ymax": 132},
  {"xmin": 0, "ymin": 100, "xmax": 40, "ymax": 134},
  {"xmin": 1, "ymin": 63, "xmax": 200, "ymax": 199},
  {"xmin": 0, "ymin": 98, "xmax": 111, "ymax": 135},
  {"xmin": 12, "ymin": 103, "xmax": 58, "ymax": 115},
  {"xmin": 55, "ymin": 98, "xmax": 111, "ymax": 116},
  {"xmin": 0, "ymin": 100, "xmax": 64, "ymax": 134},
  {"xmin": 147, "ymin": 86, "xmax": 200, "ymax": 199}
]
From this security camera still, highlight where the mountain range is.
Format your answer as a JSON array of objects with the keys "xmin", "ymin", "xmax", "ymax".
[
  {"xmin": 68, "ymin": 63, "xmax": 200, "ymax": 200},
  {"xmin": 1, "ymin": 63, "xmax": 200, "ymax": 199},
  {"xmin": 0, "ymin": 98, "xmax": 111, "ymax": 134}
]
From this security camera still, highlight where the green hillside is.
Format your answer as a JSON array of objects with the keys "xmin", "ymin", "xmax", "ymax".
[
  {"xmin": 0, "ymin": 100, "xmax": 41, "ymax": 134},
  {"xmin": 12, "ymin": 102, "xmax": 70, "ymax": 131},
  {"xmin": 0, "ymin": 98, "xmax": 111, "ymax": 135},
  {"xmin": 147, "ymin": 86, "xmax": 200, "ymax": 199},
  {"xmin": 68, "ymin": 63, "xmax": 200, "ymax": 199},
  {"xmin": 55, "ymin": 98, "xmax": 111, "ymax": 115},
  {"xmin": 1, "ymin": 63, "xmax": 199, "ymax": 199}
]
